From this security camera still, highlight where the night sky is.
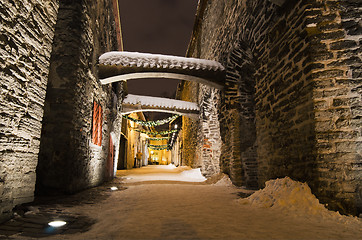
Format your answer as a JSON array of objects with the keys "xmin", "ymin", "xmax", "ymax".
[{"xmin": 118, "ymin": 0, "xmax": 198, "ymax": 98}]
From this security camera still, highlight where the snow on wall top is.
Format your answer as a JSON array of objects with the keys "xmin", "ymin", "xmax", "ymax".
[
  {"xmin": 123, "ymin": 94, "xmax": 199, "ymax": 111},
  {"xmin": 99, "ymin": 51, "xmax": 225, "ymax": 71}
]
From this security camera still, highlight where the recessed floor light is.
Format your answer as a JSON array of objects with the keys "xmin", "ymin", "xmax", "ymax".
[
  {"xmin": 110, "ymin": 187, "xmax": 118, "ymax": 191},
  {"xmin": 48, "ymin": 221, "xmax": 67, "ymax": 227}
]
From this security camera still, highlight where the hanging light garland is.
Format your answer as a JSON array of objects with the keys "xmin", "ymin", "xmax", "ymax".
[
  {"xmin": 148, "ymin": 137, "xmax": 170, "ymax": 141},
  {"xmin": 134, "ymin": 129, "xmax": 178, "ymax": 136},
  {"xmin": 147, "ymin": 144, "xmax": 170, "ymax": 150},
  {"xmin": 123, "ymin": 114, "xmax": 180, "ymax": 127}
]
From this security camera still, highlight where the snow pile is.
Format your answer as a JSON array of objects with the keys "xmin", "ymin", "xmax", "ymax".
[
  {"xmin": 165, "ymin": 163, "xmax": 177, "ymax": 169},
  {"xmin": 243, "ymin": 177, "xmax": 325, "ymax": 213},
  {"xmin": 99, "ymin": 51, "xmax": 225, "ymax": 71},
  {"xmin": 180, "ymin": 168, "xmax": 207, "ymax": 181},
  {"xmin": 123, "ymin": 94, "xmax": 199, "ymax": 111},
  {"xmin": 213, "ymin": 174, "xmax": 234, "ymax": 187},
  {"xmin": 240, "ymin": 177, "xmax": 359, "ymax": 222}
]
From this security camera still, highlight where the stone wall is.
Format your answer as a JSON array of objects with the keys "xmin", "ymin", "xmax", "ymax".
[
  {"xmin": 36, "ymin": 0, "xmax": 122, "ymax": 194},
  {"xmin": 0, "ymin": 0, "xmax": 59, "ymax": 222},
  {"xmin": 307, "ymin": 0, "xmax": 362, "ymax": 215},
  {"xmin": 177, "ymin": 81, "xmax": 200, "ymax": 168},
  {"xmin": 183, "ymin": 0, "xmax": 361, "ymax": 215},
  {"xmin": 198, "ymin": 85, "xmax": 222, "ymax": 177},
  {"xmin": 219, "ymin": 42, "xmax": 258, "ymax": 188}
]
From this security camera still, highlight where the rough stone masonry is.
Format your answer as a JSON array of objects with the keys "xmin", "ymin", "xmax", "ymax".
[
  {"xmin": 0, "ymin": 0, "xmax": 123, "ymax": 223},
  {"xmin": 180, "ymin": 0, "xmax": 361, "ymax": 215},
  {"xmin": 36, "ymin": 0, "xmax": 123, "ymax": 195},
  {"xmin": 0, "ymin": 0, "xmax": 59, "ymax": 222}
]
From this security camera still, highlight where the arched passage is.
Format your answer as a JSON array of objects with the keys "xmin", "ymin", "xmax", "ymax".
[
  {"xmin": 98, "ymin": 51, "xmax": 225, "ymax": 89},
  {"xmin": 98, "ymin": 51, "xmax": 226, "ymax": 177},
  {"xmin": 118, "ymin": 107, "xmax": 191, "ymax": 170},
  {"xmin": 100, "ymin": 72, "xmax": 224, "ymax": 90},
  {"xmin": 121, "ymin": 94, "xmax": 200, "ymax": 119},
  {"xmin": 118, "ymin": 94, "xmax": 204, "ymax": 171}
]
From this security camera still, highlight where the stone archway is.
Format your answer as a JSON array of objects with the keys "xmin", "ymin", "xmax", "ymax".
[
  {"xmin": 98, "ymin": 51, "xmax": 225, "ymax": 90},
  {"xmin": 98, "ymin": 52, "xmax": 226, "ymax": 178},
  {"xmin": 121, "ymin": 94, "xmax": 200, "ymax": 119}
]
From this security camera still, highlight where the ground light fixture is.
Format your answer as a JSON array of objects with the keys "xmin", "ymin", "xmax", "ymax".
[
  {"xmin": 48, "ymin": 220, "xmax": 67, "ymax": 227},
  {"xmin": 110, "ymin": 186, "xmax": 118, "ymax": 191}
]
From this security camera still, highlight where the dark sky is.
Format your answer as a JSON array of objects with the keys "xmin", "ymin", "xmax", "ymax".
[{"xmin": 118, "ymin": 0, "xmax": 198, "ymax": 98}]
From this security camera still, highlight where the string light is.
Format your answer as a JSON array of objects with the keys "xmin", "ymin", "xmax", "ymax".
[
  {"xmin": 134, "ymin": 129, "xmax": 178, "ymax": 136},
  {"xmin": 147, "ymin": 144, "xmax": 170, "ymax": 150},
  {"xmin": 123, "ymin": 114, "xmax": 180, "ymax": 127},
  {"xmin": 148, "ymin": 137, "xmax": 170, "ymax": 141}
]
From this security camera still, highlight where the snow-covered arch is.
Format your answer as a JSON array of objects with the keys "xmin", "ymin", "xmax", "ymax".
[
  {"xmin": 98, "ymin": 51, "xmax": 225, "ymax": 89},
  {"xmin": 122, "ymin": 109, "xmax": 198, "ymax": 120},
  {"xmin": 122, "ymin": 94, "xmax": 199, "ymax": 119},
  {"xmin": 100, "ymin": 72, "xmax": 223, "ymax": 90}
]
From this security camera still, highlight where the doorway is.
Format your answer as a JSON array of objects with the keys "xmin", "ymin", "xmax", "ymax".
[{"xmin": 117, "ymin": 135, "xmax": 127, "ymax": 170}]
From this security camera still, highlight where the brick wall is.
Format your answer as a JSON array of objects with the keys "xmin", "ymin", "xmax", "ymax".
[
  {"xmin": 36, "ymin": 0, "xmax": 122, "ymax": 194},
  {"xmin": 183, "ymin": 0, "xmax": 361, "ymax": 215},
  {"xmin": 0, "ymin": 0, "xmax": 59, "ymax": 222}
]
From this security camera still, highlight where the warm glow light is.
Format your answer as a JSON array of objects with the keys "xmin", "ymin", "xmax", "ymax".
[
  {"xmin": 151, "ymin": 151, "xmax": 154, "ymax": 154},
  {"xmin": 110, "ymin": 187, "xmax": 118, "ymax": 191},
  {"xmin": 48, "ymin": 221, "xmax": 67, "ymax": 227}
]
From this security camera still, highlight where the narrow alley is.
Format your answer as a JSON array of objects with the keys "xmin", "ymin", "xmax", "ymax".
[
  {"xmin": 1, "ymin": 166, "xmax": 361, "ymax": 239},
  {"xmin": 1, "ymin": 0, "xmax": 362, "ymax": 239}
]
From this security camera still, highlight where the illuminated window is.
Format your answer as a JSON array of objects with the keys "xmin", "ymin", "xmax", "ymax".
[{"xmin": 92, "ymin": 101, "xmax": 103, "ymax": 146}]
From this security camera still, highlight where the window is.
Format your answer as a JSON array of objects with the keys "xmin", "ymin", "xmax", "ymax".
[{"xmin": 92, "ymin": 101, "xmax": 103, "ymax": 146}]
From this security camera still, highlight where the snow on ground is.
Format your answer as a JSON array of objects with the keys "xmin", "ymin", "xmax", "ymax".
[
  {"xmin": 117, "ymin": 165, "xmax": 207, "ymax": 183},
  {"xmin": 180, "ymin": 168, "xmax": 207, "ymax": 181},
  {"xmin": 212, "ymin": 174, "xmax": 234, "ymax": 187},
  {"xmin": 16, "ymin": 166, "xmax": 361, "ymax": 240}
]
